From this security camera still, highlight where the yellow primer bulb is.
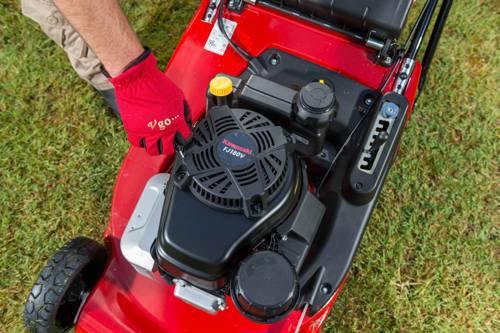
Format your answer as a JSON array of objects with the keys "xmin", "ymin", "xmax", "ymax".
[{"xmin": 209, "ymin": 76, "xmax": 233, "ymax": 97}]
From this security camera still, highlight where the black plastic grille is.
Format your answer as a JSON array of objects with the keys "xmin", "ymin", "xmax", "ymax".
[{"xmin": 179, "ymin": 107, "xmax": 290, "ymax": 217}]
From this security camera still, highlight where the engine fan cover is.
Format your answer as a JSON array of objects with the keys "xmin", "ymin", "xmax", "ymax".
[{"xmin": 176, "ymin": 106, "xmax": 291, "ymax": 218}]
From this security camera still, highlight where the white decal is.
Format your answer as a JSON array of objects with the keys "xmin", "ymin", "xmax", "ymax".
[
  {"xmin": 204, "ymin": 19, "xmax": 237, "ymax": 56},
  {"xmin": 148, "ymin": 115, "xmax": 179, "ymax": 131}
]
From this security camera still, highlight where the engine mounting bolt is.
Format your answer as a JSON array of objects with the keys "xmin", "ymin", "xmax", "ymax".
[
  {"xmin": 321, "ymin": 283, "xmax": 332, "ymax": 295},
  {"xmin": 384, "ymin": 56, "xmax": 392, "ymax": 65},
  {"xmin": 218, "ymin": 301, "xmax": 227, "ymax": 311},
  {"xmin": 269, "ymin": 54, "xmax": 280, "ymax": 66},
  {"xmin": 364, "ymin": 97, "xmax": 374, "ymax": 106}
]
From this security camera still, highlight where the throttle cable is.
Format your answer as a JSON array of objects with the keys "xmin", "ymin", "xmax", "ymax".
[{"xmin": 217, "ymin": 1, "xmax": 265, "ymax": 75}]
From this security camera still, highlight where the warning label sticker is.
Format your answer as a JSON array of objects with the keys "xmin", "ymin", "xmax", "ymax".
[{"xmin": 204, "ymin": 19, "xmax": 237, "ymax": 56}]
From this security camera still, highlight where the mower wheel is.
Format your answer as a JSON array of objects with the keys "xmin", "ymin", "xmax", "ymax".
[{"xmin": 24, "ymin": 237, "xmax": 107, "ymax": 333}]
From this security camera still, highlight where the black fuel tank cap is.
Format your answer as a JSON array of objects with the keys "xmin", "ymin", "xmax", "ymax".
[
  {"xmin": 231, "ymin": 251, "xmax": 299, "ymax": 323},
  {"xmin": 296, "ymin": 81, "xmax": 337, "ymax": 128},
  {"xmin": 299, "ymin": 82, "xmax": 334, "ymax": 112}
]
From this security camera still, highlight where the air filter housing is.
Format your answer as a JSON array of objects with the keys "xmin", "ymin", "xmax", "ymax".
[{"xmin": 175, "ymin": 106, "xmax": 291, "ymax": 218}]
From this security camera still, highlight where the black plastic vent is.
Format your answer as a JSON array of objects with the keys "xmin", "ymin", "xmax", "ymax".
[
  {"xmin": 192, "ymin": 146, "xmax": 220, "ymax": 171},
  {"xmin": 233, "ymin": 164, "xmax": 259, "ymax": 186},
  {"xmin": 175, "ymin": 106, "xmax": 291, "ymax": 218},
  {"xmin": 239, "ymin": 111, "xmax": 273, "ymax": 129},
  {"xmin": 251, "ymin": 130, "xmax": 275, "ymax": 153},
  {"xmin": 214, "ymin": 114, "xmax": 240, "ymax": 136}
]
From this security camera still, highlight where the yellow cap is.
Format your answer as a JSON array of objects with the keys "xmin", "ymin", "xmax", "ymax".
[{"xmin": 209, "ymin": 76, "xmax": 233, "ymax": 97}]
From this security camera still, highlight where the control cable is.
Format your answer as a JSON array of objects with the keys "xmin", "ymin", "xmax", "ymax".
[{"xmin": 217, "ymin": 1, "xmax": 265, "ymax": 75}]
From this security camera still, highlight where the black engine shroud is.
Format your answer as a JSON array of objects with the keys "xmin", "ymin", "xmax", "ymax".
[{"xmin": 156, "ymin": 106, "xmax": 302, "ymax": 289}]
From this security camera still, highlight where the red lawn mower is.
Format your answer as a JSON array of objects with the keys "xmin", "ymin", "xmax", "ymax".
[{"xmin": 24, "ymin": 0, "xmax": 452, "ymax": 332}]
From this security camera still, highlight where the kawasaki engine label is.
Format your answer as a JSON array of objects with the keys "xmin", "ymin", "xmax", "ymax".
[{"xmin": 216, "ymin": 132, "xmax": 256, "ymax": 168}]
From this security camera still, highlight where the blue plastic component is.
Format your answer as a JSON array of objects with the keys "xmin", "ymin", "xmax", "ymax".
[{"xmin": 381, "ymin": 102, "xmax": 399, "ymax": 119}]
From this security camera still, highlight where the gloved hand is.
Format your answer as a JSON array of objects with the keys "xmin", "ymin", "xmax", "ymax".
[{"xmin": 108, "ymin": 49, "xmax": 191, "ymax": 155}]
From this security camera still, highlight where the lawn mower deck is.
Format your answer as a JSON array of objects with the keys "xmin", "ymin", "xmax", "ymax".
[{"xmin": 24, "ymin": 1, "xmax": 452, "ymax": 332}]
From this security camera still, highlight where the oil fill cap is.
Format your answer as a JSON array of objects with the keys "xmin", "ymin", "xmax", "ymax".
[
  {"xmin": 231, "ymin": 251, "xmax": 299, "ymax": 323},
  {"xmin": 209, "ymin": 76, "xmax": 233, "ymax": 97}
]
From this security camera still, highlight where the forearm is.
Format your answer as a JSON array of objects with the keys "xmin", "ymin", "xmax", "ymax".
[{"xmin": 53, "ymin": 0, "xmax": 144, "ymax": 76}]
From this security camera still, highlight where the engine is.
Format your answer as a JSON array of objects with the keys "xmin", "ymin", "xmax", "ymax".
[{"xmin": 155, "ymin": 105, "xmax": 302, "ymax": 290}]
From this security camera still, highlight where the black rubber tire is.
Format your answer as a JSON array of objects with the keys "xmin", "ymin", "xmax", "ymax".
[{"xmin": 24, "ymin": 237, "xmax": 107, "ymax": 333}]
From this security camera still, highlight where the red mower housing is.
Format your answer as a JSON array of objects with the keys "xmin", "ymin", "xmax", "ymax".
[
  {"xmin": 75, "ymin": 2, "xmax": 421, "ymax": 332},
  {"xmin": 26, "ymin": 0, "xmax": 456, "ymax": 332}
]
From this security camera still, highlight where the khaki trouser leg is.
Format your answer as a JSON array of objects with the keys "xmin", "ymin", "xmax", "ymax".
[{"xmin": 21, "ymin": 0, "xmax": 113, "ymax": 91}]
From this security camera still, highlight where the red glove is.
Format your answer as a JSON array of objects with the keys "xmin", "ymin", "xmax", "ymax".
[{"xmin": 109, "ymin": 51, "xmax": 191, "ymax": 155}]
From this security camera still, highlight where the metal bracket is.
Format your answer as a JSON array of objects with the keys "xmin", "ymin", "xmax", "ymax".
[
  {"xmin": 120, "ymin": 173, "xmax": 169, "ymax": 278},
  {"xmin": 203, "ymin": 0, "xmax": 221, "ymax": 23},
  {"xmin": 393, "ymin": 57, "xmax": 415, "ymax": 94},
  {"xmin": 228, "ymin": 0, "xmax": 245, "ymax": 12},
  {"xmin": 173, "ymin": 279, "xmax": 227, "ymax": 314},
  {"xmin": 365, "ymin": 35, "xmax": 385, "ymax": 50},
  {"xmin": 374, "ymin": 38, "xmax": 397, "ymax": 67}
]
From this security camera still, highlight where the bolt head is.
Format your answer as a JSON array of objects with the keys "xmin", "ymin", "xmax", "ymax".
[
  {"xmin": 381, "ymin": 102, "xmax": 400, "ymax": 119},
  {"xmin": 269, "ymin": 54, "xmax": 280, "ymax": 66},
  {"xmin": 320, "ymin": 283, "xmax": 332, "ymax": 295}
]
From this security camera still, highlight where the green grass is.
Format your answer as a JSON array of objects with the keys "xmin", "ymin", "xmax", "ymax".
[{"xmin": 0, "ymin": 0, "xmax": 498, "ymax": 332}]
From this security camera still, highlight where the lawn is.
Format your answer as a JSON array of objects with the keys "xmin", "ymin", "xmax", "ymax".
[{"xmin": 0, "ymin": 0, "xmax": 498, "ymax": 332}]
